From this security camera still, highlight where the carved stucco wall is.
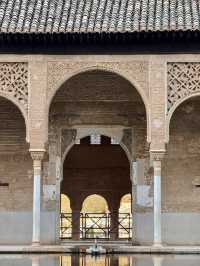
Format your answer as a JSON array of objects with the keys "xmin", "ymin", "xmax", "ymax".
[
  {"xmin": 0, "ymin": 63, "xmax": 28, "ymax": 114},
  {"xmin": 168, "ymin": 63, "xmax": 200, "ymax": 113}
]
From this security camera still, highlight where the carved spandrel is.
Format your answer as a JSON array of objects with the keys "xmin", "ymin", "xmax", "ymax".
[
  {"xmin": 168, "ymin": 63, "xmax": 200, "ymax": 112},
  {"xmin": 0, "ymin": 63, "xmax": 28, "ymax": 112}
]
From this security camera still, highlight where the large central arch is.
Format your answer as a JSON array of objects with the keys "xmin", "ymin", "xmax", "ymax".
[
  {"xmin": 47, "ymin": 66, "xmax": 150, "ymax": 142},
  {"xmin": 48, "ymin": 69, "xmax": 148, "ymax": 242}
]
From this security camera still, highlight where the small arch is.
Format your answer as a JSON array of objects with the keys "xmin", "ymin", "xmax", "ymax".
[
  {"xmin": 0, "ymin": 93, "xmax": 29, "ymax": 142},
  {"xmin": 119, "ymin": 193, "xmax": 132, "ymax": 213},
  {"xmin": 48, "ymin": 67, "xmax": 150, "ymax": 142},
  {"xmin": 166, "ymin": 93, "xmax": 200, "ymax": 143},
  {"xmin": 60, "ymin": 194, "xmax": 72, "ymax": 213},
  {"xmin": 119, "ymin": 193, "xmax": 132, "ymax": 239},
  {"xmin": 81, "ymin": 194, "xmax": 109, "ymax": 213},
  {"xmin": 60, "ymin": 194, "xmax": 72, "ymax": 239}
]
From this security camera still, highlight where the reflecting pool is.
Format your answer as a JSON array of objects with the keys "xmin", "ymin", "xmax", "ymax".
[{"xmin": 1, "ymin": 254, "xmax": 200, "ymax": 266}]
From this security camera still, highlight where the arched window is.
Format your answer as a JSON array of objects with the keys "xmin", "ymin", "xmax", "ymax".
[
  {"xmin": 119, "ymin": 194, "xmax": 132, "ymax": 239},
  {"xmin": 60, "ymin": 194, "xmax": 72, "ymax": 239},
  {"xmin": 60, "ymin": 194, "xmax": 71, "ymax": 213},
  {"xmin": 81, "ymin": 194, "xmax": 109, "ymax": 239},
  {"xmin": 119, "ymin": 194, "xmax": 132, "ymax": 213},
  {"xmin": 81, "ymin": 194, "xmax": 109, "ymax": 213}
]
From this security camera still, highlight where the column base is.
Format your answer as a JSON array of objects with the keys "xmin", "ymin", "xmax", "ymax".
[
  {"xmin": 32, "ymin": 241, "xmax": 40, "ymax": 246},
  {"xmin": 153, "ymin": 242, "xmax": 163, "ymax": 248}
]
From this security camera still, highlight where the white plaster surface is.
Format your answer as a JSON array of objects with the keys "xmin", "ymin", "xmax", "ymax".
[
  {"xmin": 0, "ymin": 211, "xmax": 56, "ymax": 244},
  {"xmin": 136, "ymin": 212, "xmax": 200, "ymax": 245}
]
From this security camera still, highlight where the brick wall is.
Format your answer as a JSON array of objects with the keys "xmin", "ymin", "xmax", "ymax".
[
  {"xmin": 0, "ymin": 97, "xmax": 32, "ymax": 211},
  {"xmin": 163, "ymin": 97, "xmax": 200, "ymax": 212}
]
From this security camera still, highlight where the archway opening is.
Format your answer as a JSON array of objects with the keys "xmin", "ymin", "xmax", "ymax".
[
  {"xmin": 166, "ymin": 96, "xmax": 200, "ymax": 244},
  {"xmin": 0, "ymin": 96, "xmax": 31, "ymax": 244},
  {"xmin": 81, "ymin": 194, "xmax": 109, "ymax": 239},
  {"xmin": 48, "ymin": 69, "xmax": 147, "ymax": 242},
  {"xmin": 119, "ymin": 194, "xmax": 132, "ymax": 239},
  {"xmin": 61, "ymin": 134, "xmax": 131, "ymax": 240},
  {"xmin": 61, "ymin": 194, "xmax": 71, "ymax": 213},
  {"xmin": 81, "ymin": 194, "xmax": 109, "ymax": 213},
  {"xmin": 60, "ymin": 194, "xmax": 72, "ymax": 239}
]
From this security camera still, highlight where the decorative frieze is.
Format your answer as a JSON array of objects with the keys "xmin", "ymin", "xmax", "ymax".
[
  {"xmin": 168, "ymin": 63, "xmax": 200, "ymax": 112},
  {"xmin": 0, "ymin": 63, "xmax": 28, "ymax": 112},
  {"xmin": 150, "ymin": 150, "xmax": 165, "ymax": 161},
  {"xmin": 30, "ymin": 149, "xmax": 45, "ymax": 161}
]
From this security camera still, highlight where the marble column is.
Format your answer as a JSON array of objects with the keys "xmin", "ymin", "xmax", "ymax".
[
  {"xmin": 152, "ymin": 151, "xmax": 165, "ymax": 247},
  {"xmin": 131, "ymin": 160, "xmax": 138, "ymax": 244},
  {"xmin": 30, "ymin": 149, "xmax": 45, "ymax": 245}
]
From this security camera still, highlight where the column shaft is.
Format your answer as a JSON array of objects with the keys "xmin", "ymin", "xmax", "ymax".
[
  {"xmin": 30, "ymin": 150, "xmax": 45, "ymax": 245},
  {"xmin": 33, "ymin": 166, "xmax": 41, "ymax": 244},
  {"xmin": 153, "ymin": 160, "xmax": 162, "ymax": 246},
  {"xmin": 132, "ymin": 161, "xmax": 138, "ymax": 243}
]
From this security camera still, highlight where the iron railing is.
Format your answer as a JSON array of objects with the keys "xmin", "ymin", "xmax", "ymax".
[
  {"xmin": 81, "ymin": 212, "xmax": 110, "ymax": 239},
  {"xmin": 60, "ymin": 212, "xmax": 72, "ymax": 239},
  {"xmin": 60, "ymin": 212, "xmax": 132, "ymax": 240}
]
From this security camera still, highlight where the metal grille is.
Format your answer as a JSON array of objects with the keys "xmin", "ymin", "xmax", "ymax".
[
  {"xmin": 60, "ymin": 212, "xmax": 132, "ymax": 240},
  {"xmin": 81, "ymin": 213, "xmax": 110, "ymax": 239},
  {"xmin": 60, "ymin": 213, "xmax": 72, "ymax": 239},
  {"xmin": 118, "ymin": 213, "xmax": 132, "ymax": 239}
]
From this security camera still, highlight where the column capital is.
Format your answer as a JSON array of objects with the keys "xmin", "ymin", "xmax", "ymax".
[
  {"xmin": 30, "ymin": 149, "xmax": 46, "ymax": 161},
  {"xmin": 150, "ymin": 150, "xmax": 166, "ymax": 161}
]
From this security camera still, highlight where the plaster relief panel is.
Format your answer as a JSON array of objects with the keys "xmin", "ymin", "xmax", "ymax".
[
  {"xmin": 168, "ymin": 63, "xmax": 200, "ymax": 112},
  {"xmin": 0, "ymin": 63, "xmax": 28, "ymax": 112}
]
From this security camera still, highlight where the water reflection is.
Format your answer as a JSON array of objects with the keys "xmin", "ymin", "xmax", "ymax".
[
  {"xmin": 152, "ymin": 256, "xmax": 163, "ymax": 266},
  {"xmin": 1, "ymin": 254, "xmax": 200, "ymax": 266},
  {"xmin": 61, "ymin": 255, "xmax": 160, "ymax": 266}
]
